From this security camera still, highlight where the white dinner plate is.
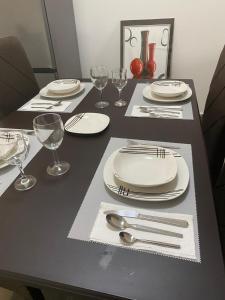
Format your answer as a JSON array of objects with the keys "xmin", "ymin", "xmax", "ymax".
[
  {"xmin": 103, "ymin": 148, "xmax": 189, "ymax": 202},
  {"xmin": 39, "ymin": 83, "xmax": 85, "ymax": 99},
  {"xmin": 47, "ymin": 79, "xmax": 80, "ymax": 95},
  {"xmin": 113, "ymin": 146, "xmax": 177, "ymax": 187},
  {"xmin": 143, "ymin": 85, "xmax": 192, "ymax": 103},
  {"xmin": 0, "ymin": 132, "xmax": 29, "ymax": 169},
  {"xmin": 151, "ymin": 81, "xmax": 188, "ymax": 98},
  {"xmin": 64, "ymin": 113, "xmax": 110, "ymax": 134}
]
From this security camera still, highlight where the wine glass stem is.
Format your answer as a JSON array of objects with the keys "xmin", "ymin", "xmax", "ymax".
[
  {"xmin": 52, "ymin": 149, "xmax": 60, "ymax": 165},
  {"xmin": 99, "ymin": 89, "xmax": 103, "ymax": 101},
  {"xmin": 118, "ymin": 89, "xmax": 122, "ymax": 100},
  {"xmin": 18, "ymin": 162, "xmax": 26, "ymax": 180}
]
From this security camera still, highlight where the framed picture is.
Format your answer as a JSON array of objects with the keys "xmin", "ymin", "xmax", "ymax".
[{"xmin": 120, "ymin": 19, "xmax": 174, "ymax": 79}]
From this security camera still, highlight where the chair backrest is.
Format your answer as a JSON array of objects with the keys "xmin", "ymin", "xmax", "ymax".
[
  {"xmin": 202, "ymin": 45, "xmax": 225, "ymax": 185},
  {"xmin": 0, "ymin": 36, "xmax": 39, "ymax": 119}
]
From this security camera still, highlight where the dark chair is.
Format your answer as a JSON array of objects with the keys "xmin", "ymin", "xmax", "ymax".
[
  {"xmin": 0, "ymin": 36, "xmax": 39, "ymax": 119},
  {"xmin": 202, "ymin": 45, "xmax": 225, "ymax": 259},
  {"xmin": 202, "ymin": 45, "xmax": 225, "ymax": 186}
]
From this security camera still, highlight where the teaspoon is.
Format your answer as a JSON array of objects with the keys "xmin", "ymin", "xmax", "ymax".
[
  {"xmin": 119, "ymin": 231, "xmax": 180, "ymax": 249},
  {"xmin": 106, "ymin": 214, "xmax": 183, "ymax": 238}
]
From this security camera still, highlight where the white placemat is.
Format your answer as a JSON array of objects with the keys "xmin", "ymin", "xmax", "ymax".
[
  {"xmin": 0, "ymin": 133, "xmax": 42, "ymax": 196},
  {"xmin": 18, "ymin": 82, "xmax": 93, "ymax": 113},
  {"xmin": 91, "ymin": 202, "xmax": 196, "ymax": 260},
  {"xmin": 125, "ymin": 83, "xmax": 193, "ymax": 120}
]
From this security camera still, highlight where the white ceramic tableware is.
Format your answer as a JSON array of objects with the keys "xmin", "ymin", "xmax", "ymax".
[
  {"xmin": 113, "ymin": 146, "xmax": 177, "ymax": 187},
  {"xmin": 64, "ymin": 113, "xmax": 110, "ymax": 134},
  {"xmin": 103, "ymin": 148, "xmax": 189, "ymax": 202},
  {"xmin": 39, "ymin": 83, "xmax": 85, "ymax": 99},
  {"xmin": 151, "ymin": 81, "xmax": 188, "ymax": 98},
  {"xmin": 0, "ymin": 132, "xmax": 29, "ymax": 169},
  {"xmin": 143, "ymin": 85, "xmax": 192, "ymax": 103},
  {"xmin": 47, "ymin": 79, "xmax": 80, "ymax": 95}
]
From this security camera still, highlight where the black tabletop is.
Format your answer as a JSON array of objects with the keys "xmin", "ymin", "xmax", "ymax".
[{"xmin": 0, "ymin": 80, "xmax": 224, "ymax": 300}]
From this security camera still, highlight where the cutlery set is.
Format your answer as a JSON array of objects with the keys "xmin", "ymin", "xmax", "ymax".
[
  {"xmin": 139, "ymin": 106, "xmax": 182, "ymax": 119},
  {"xmin": 105, "ymin": 212, "xmax": 187, "ymax": 249},
  {"xmin": 31, "ymin": 100, "xmax": 63, "ymax": 110}
]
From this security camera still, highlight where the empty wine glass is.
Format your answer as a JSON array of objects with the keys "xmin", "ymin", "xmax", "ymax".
[
  {"xmin": 112, "ymin": 68, "xmax": 128, "ymax": 107},
  {"xmin": 33, "ymin": 113, "xmax": 70, "ymax": 176},
  {"xmin": 1, "ymin": 131, "xmax": 37, "ymax": 191},
  {"xmin": 90, "ymin": 66, "xmax": 109, "ymax": 108}
]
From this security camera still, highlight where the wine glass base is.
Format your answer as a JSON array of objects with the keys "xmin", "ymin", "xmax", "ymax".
[
  {"xmin": 47, "ymin": 161, "xmax": 70, "ymax": 176},
  {"xmin": 114, "ymin": 100, "xmax": 127, "ymax": 107},
  {"xmin": 14, "ymin": 175, "xmax": 37, "ymax": 191},
  {"xmin": 95, "ymin": 101, "xmax": 109, "ymax": 109}
]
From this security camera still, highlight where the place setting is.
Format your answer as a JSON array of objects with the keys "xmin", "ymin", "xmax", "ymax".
[
  {"xmin": 125, "ymin": 80, "xmax": 194, "ymax": 120},
  {"xmin": 18, "ymin": 79, "xmax": 93, "ymax": 113},
  {"xmin": 68, "ymin": 137, "xmax": 200, "ymax": 262},
  {"xmin": 0, "ymin": 113, "xmax": 71, "ymax": 195}
]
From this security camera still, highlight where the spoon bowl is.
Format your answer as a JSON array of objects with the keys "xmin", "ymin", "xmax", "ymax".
[{"xmin": 106, "ymin": 213, "xmax": 128, "ymax": 230}]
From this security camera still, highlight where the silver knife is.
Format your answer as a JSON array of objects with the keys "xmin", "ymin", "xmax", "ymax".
[{"xmin": 104, "ymin": 210, "xmax": 189, "ymax": 228}]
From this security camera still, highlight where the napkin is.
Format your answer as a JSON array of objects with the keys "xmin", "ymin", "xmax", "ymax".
[
  {"xmin": 90, "ymin": 202, "xmax": 197, "ymax": 261},
  {"xmin": 20, "ymin": 98, "xmax": 72, "ymax": 112},
  {"xmin": 131, "ymin": 105, "xmax": 183, "ymax": 119}
]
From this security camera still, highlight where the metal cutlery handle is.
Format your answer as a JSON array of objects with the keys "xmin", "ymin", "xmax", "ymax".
[
  {"xmin": 129, "ymin": 224, "xmax": 183, "ymax": 238},
  {"xmin": 137, "ymin": 238, "xmax": 180, "ymax": 249},
  {"xmin": 138, "ymin": 214, "xmax": 189, "ymax": 228}
]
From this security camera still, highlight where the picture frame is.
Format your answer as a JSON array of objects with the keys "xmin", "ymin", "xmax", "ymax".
[{"xmin": 120, "ymin": 18, "xmax": 174, "ymax": 79}]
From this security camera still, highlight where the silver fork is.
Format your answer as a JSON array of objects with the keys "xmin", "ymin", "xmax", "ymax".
[
  {"xmin": 107, "ymin": 184, "xmax": 183, "ymax": 199},
  {"xmin": 119, "ymin": 146, "xmax": 181, "ymax": 157},
  {"xmin": 65, "ymin": 113, "xmax": 85, "ymax": 130}
]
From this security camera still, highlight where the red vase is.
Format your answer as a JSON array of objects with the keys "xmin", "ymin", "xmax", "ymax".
[
  {"xmin": 130, "ymin": 58, "xmax": 143, "ymax": 78},
  {"xmin": 147, "ymin": 43, "xmax": 156, "ymax": 79}
]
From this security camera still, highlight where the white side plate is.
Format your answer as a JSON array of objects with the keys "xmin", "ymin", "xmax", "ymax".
[{"xmin": 64, "ymin": 113, "xmax": 110, "ymax": 134}]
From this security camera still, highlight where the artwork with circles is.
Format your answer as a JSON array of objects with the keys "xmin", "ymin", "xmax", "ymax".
[{"xmin": 120, "ymin": 19, "xmax": 174, "ymax": 79}]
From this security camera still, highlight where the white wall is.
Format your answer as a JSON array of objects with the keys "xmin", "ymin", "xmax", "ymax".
[{"xmin": 73, "ymin": 0, "xmax": 225, "ymax": 112}]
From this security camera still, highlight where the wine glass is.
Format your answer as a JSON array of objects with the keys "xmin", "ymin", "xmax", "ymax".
[
  {"xmin": 1, "ymin": 131, "xmax": 37, "ymax": 191},
  {"xmin": 112, "ymin": 68, "xmax": 128, "ymax": 107},
  {"xmin": 90, "ymin": 66, "xmax": 109, "ymax": 108},
  {"xmin": 33, "ymin": 113, "xmax": 70, "ymax": 176}
]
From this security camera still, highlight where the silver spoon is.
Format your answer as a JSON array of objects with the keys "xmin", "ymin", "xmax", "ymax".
[
  {"xmin": 31, "ymin": 100, "xmax": 63, "ymax": 108},
  {"xmin": 119, "ymin": 231, "xmax": 180, "ymax": 249},
  {"xmin": 106, "ymin": 214, "xmax": 183, "ymax": 238}
]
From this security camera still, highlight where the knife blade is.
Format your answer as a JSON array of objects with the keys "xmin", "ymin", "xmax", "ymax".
[{"xmin": 104, "ymin": 210, "xmax": 189, "ymax": 228}]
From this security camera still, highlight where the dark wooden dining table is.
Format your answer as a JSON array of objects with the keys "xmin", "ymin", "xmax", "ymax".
[{"xmin": 0, "ymin": 79, "xmax": 225, "ymax": 300}]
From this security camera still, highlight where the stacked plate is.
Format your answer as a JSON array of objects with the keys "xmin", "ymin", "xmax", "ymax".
[
  {"xmin": 104, "ymin": 144, "xmax": 189, "ymax": 201},
  {"xmin": 39, "ymin": 79, "xmax": 85, "ymax": 99},
  {"xmin": 143, "ymin": 80, "xmax": 192, "ymax": 103},
  {"xmin": 0, "ymin": 131, "xmax": 29, "ymax": 169}
]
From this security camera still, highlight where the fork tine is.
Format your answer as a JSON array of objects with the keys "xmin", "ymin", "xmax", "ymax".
[{"xmin": 65, "ymin": 113, "xmax": 84, "ymax": 129}]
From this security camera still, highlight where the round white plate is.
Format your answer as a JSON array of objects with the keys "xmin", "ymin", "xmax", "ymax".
[
  {"xmin": 143, "ymin": 85, "xmax": 192, "ymax": 103},
  {"xmin": 151, "ymin": 81, "xmax": 188, "ymax": 98},
  {"xmin": 47, "ymin": 79, "xmax": 80, "ymax": 95},
  {"xmin": 113, "ymin": 146, "xmax": 177, "ymax": 187},
  {"xmin": 0, "ymin": 133, "xmax": 29, "ymax": 169},
  {"xmin": 39, "ymin": 83, "xmax": 85, "ymax": 99},
  {"xmin": 104, "ymin": 148, "xmax": 189, "ymax": 202},
  {"xmin": 64, "ymin": 113, "xmax": 110, "ymax": 134}
]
